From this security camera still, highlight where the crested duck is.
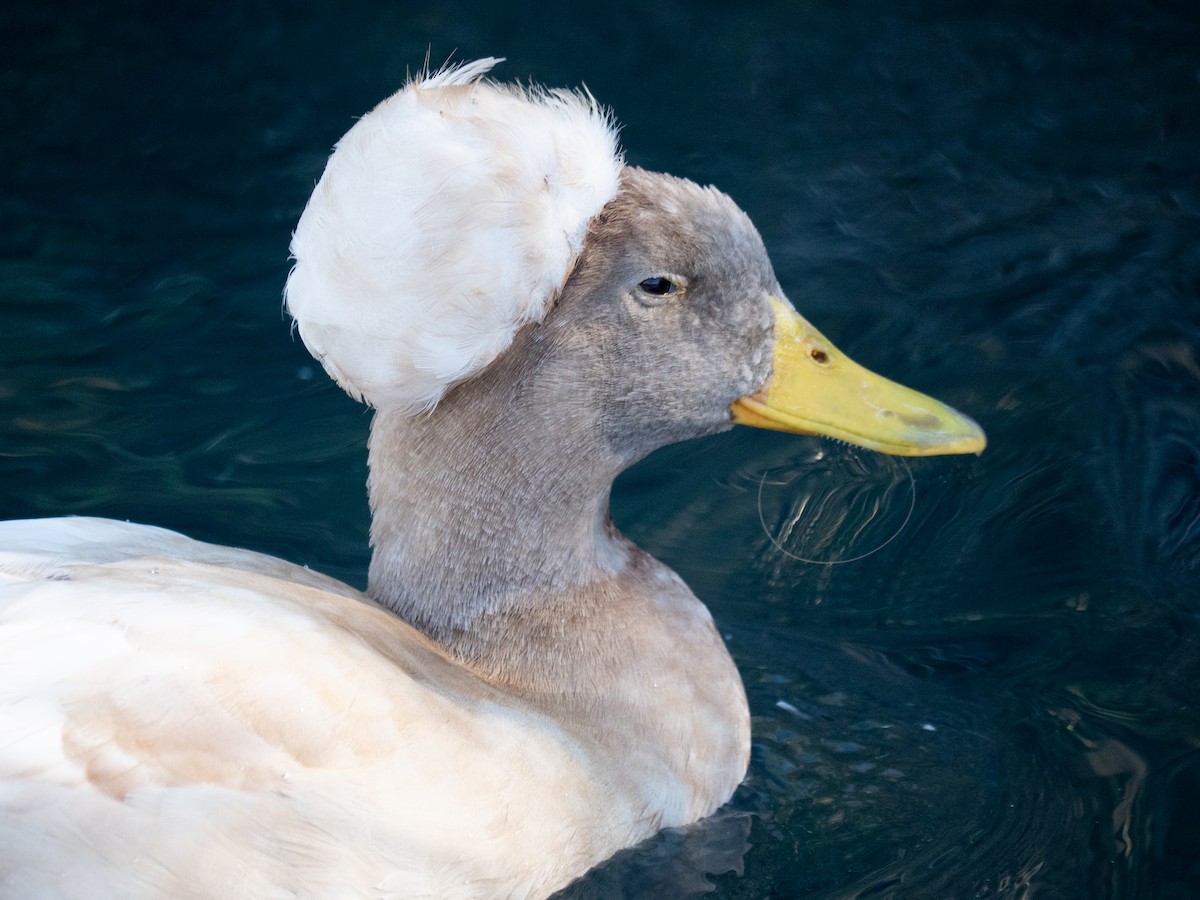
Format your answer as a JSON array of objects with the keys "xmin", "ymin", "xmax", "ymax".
[{"xmin": 0, "ymin": 58, "xmax": 985, "ymax": 898}]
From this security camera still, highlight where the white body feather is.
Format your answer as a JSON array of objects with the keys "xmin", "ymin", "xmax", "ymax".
[
  {"xmin": 0, "ymin": 518, "xmax": 662, "ymax": 899},
  {"xmin": 285, "ymin": 58, "xmax": 623, "ymax": 411}
]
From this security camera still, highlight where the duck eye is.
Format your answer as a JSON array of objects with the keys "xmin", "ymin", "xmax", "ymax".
[{"xmin": 637, "ymin": 277, "xmax": 680, "ymax": 298}]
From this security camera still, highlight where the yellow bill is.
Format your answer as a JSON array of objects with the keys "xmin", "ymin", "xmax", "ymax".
[{"xmin": 731, "ymin": 297, "xmax": 986, "ymax": 457}]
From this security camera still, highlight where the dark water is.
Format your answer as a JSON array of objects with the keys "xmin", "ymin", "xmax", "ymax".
[{"xmin": 3, "ymin": 1, "xmax": 1199, "ymax": 897}]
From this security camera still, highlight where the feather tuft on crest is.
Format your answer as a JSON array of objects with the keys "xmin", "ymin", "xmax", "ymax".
[{"xmin": 285, "ymin": 58, "xmax": 623, "ymax": 411}]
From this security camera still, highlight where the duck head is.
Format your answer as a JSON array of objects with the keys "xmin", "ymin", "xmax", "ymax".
[{"xmin": 514, "ymin": 165, "xmax": 985, "ymax": 466}]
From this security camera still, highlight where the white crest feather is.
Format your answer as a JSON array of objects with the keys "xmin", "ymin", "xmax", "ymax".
[{"xmin": 285, "ymin": 58, "xmax": 624, "ymax": 411}]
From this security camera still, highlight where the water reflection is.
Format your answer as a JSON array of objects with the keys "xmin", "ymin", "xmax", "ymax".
[
  {"xmin": 752, "ymin": 452, "xmax": 917, "ymax": 568},
  {"xmin": 1096, "ymin": 334, "xmax": 1200, "ymax": 611}
]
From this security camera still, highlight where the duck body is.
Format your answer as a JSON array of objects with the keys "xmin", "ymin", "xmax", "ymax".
[
  {"xmin": 0, "ymin": 516, "xmax": 746, "ymax": 899},
  {"xmin": 0, "ymin": 60, "xmax": 983, "ymax": 898}
]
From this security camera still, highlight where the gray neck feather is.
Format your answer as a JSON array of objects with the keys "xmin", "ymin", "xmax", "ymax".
[{"xmin": 365, "ymin": 327, "xmax": 631, "ymax": 644}]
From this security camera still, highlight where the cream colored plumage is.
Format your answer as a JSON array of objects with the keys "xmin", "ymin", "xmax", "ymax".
[
  {"xmin": 0, "ymin": 60, "xmax": 984, "ymax": 899},
  {"xmin": 0, "ymin": 520, "xmax": 640, "ymax": 898}
]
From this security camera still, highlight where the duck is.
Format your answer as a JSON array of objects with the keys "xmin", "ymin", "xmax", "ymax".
[{"xmin": 0, "ymin": 58, "xmax": 985, "ymax": 899}]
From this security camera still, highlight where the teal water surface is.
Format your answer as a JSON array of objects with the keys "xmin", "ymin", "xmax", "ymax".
[{"xmin": 2, "ymin": 1, "xmax": 1198, "ymax": 897}]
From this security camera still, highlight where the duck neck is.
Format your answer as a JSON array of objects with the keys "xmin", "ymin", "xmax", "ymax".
[{"xmin": 365, "ymin": 369, "xmax": 629, "ymax": 648}]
